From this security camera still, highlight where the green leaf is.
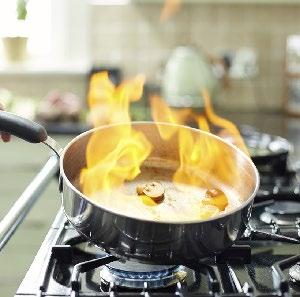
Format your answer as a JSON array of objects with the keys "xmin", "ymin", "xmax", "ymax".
[{"xmin": 17, "ymin": 0, "xmax": 28, "ymax": 20}]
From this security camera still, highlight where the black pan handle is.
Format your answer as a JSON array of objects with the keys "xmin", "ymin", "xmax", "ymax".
[{"xmin": 0, "ymin": 111, "xmax": 47, "ymax": 143}]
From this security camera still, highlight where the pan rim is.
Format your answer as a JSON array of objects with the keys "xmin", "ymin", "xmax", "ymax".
[{"xmin": 60, "ymin": 121, "xmax": 260, "ymax": 225}]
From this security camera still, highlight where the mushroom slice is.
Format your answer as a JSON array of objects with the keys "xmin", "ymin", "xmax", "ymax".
[{"xmin": 136, "ymin": 181, "xmax": 165, "ymax": 202}]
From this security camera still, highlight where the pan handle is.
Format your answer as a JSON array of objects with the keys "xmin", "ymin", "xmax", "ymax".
[
  {"xmin": 0, "ymin": 111, "xmax": 62, "ymax": 156},
  {"xmin": 0, "ymin": 111, "xmax": 47, "ymax": 143}
]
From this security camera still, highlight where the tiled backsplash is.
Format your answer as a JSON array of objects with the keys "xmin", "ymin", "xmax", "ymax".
[
  {"xmin": 0, "ymin": 74, "xmax": 86, "ymax": 104},
  {"xmin": 91, "ymin": 3, "xmax": 300, "ymax": 111}
]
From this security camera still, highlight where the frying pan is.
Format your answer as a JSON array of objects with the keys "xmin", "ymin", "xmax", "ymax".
[
  {"xmin": 241, "ymin": 125, "xmax": 292, "ymax": 174},
  {"xmin": 0, "ymin": 111, "xmax": 259, "ymax": 264}
]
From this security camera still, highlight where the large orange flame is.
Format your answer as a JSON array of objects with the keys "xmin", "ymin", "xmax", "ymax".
[
  {"xmin": 88, "ymin": 72, "xmax": 145, "ymax": 126},
  {"xmin": 80, "ymin": 71, "xmax": 248, "ymax": 205},
  {"xmin": 150, "ymin": 92, "xmax": 248, "ymax": 155},
  {"xmin": 160, "ymin": 0, "xmax": 181, "ymax": 22},
  {"xmin": 150, "ymin": 95, "xmax": 191, "ymax": 140},
  {"xmin": 80, "ymin": 124, "xmax": 152, "ymax": 195},
  {"xmin": 149, "ymin": 92, "xmax": 246, "ymax": 189},
  {"xmin": 80, "ymin": 72, "xmax": 152, "ymax": 196},
  {"xmin": 201, "ymin": 89, "xmax": 248, "ymax": 154}
]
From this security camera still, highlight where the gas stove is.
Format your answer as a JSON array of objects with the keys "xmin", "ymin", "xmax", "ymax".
[
  {"xmin": 15, "ymin": 206, "xmax": 300, "ymax": 296},
  {"xmin": 5, "ymin": 128, "xmax": 300, "ymax": 297},
  {"xmin": 241, "ymin": 126, "xmax": 300, "ymax": 202}
]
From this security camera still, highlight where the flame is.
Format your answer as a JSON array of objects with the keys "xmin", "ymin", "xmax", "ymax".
[
  {"xmin": 81, "ymin": 71, "xmax": 248, "ymax": 201},
  {"xmin": 150, "ymin": 91, "xmax": 248, "ymax": 155},
  {"xmin": 149, "ymin": 91, "xmax": 247, "ymax": 188},
  {"xmin": 160, "ymin": 0, "xmax": 181, "ymax": 22},
  {"xmin": 80, "ymin": 72, "xmax": 152, "ymax": 196},
  {"xmin": 201, "ymin": 89, "xmax": 248, "ymax": 155},
  {"xmin": 197, "ymin": 115, "xmax": 210, "ymax": 132},
  {"xmin": 150, "ymin": 95, "xmax": 191, "ymax": 140},
  {"xmin": 87, "ymin": 72, "xmax": 145, "ymax": 126},
  {"xmin": 80, "ymin": 124, "xmax": 152, "ymax": 195},
  {"xmin": 173, "ymin": 126, "xmax": 240, "ymax": 188}
]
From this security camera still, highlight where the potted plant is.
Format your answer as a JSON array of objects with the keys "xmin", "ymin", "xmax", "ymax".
[{"xmin": 2, "ymin": 0, "xmax": 29, "ymax": 63}]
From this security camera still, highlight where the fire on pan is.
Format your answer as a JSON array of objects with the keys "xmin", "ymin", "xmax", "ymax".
[
  {"xmin": 79, "ymin": 72, "xmax": 256, "ymax": 223},
  {"xmin": 0, "ymin": 72, "xmax": 259, "ymax": 263}
]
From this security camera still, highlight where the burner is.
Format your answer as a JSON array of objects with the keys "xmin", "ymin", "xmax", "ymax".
[
  {"xmin": 290, "ymin": 262, "xmax": 300, "ymax": 283},
  {"xmin": 100, "ymin": 261, "xmax": 186, "ymax": 289},
  {"xmin": 259, "ymin": 201, "xmax": 300, "ymax": 226}
]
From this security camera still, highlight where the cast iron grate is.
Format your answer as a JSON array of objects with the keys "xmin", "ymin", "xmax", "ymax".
[
  {"xmin": 32, "ymin": 214, "xmax": 300, "ymax": 297},
  {"xmin": 34, "ymin": 237, "xmax": 296, "ymax": 296},
  {"xmin": 29, "ymin": 208, "xmax": 300, "ymax": 297}
]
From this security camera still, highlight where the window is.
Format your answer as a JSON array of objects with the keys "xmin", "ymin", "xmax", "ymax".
[
  {"xmin": 0, "ymin": 0, "xmax": 52, "ymax": 59},
  {"xmin": 0, "ymin": 0, "xmax": 89, "ymax": 68}
]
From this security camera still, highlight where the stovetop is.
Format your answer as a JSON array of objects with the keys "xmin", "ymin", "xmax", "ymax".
[
  {"xmin": 15, "ymin": 203, "xmax": 300, "ymax": 297},
  {"xmin": 15, "ymin": 128, "xmax": 300, "ymax": 297}
]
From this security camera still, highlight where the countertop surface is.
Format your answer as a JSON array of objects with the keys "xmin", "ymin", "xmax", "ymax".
[{"xmin": 0, "ymin": 111, "xmax": 300, "ymax": 296}]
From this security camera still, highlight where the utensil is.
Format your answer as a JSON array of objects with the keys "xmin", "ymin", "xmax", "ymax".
[
  {"xmin": 0, "ymin": 111, "xmax": 259, "ymax": 264},
  {"xmin": 0, "ymin": 111, "xmax": 62, "ymax": 155}
]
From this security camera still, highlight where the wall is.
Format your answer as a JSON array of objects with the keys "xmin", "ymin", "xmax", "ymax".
[
  {"xmin": 0, "ymin": 4, "xmax": 298, "ymax": 112},
  {"xmin": 91, "ymin": 3, "xmax": 300, "ymax": 111},
  {"xmin": 0, "ymin": 73, "xmax": 86, "ymax": 109}
]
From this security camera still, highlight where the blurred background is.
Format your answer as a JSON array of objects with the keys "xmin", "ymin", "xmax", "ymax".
[
  {"xmin": 1, "ymin": 0, "xmax": 300, "ymax": 115},
  {"xmin": 1, "ymin": 0, "xmax": 300, "ymax": 295}
]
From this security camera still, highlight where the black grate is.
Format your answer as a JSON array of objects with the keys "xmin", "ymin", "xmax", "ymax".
[
  {"xmin": 42, "ymin": 240, "xmax": 253, "ymax": 297},
  {"xmin": 15, "ymin": 200, "xmax": 300, "ymax": 297},
  {"xmin": 29, "ymin": 225, "xmax": 300, "ymax": 297}
]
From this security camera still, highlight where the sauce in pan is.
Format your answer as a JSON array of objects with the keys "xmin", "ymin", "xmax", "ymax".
[{"xmin": 88, "ymin": 163, "xmax": 242, "ymax": 222}]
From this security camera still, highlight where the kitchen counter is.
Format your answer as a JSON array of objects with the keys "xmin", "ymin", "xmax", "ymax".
[{"xmin": 0, "ymin": 111, "xmax": 300, "ymax": 296}]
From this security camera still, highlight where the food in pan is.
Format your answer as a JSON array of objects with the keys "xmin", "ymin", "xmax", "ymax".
[
  {"xmin": 203, "ymin": 188, "xmax": 228, "ymax": 211},
  {"xmin": 90, "ymin": 180, "xmax": 237, "ymax": 222},
  {"xmin": 89, "ymin": 164, "xmax": 239, "ymax": 222},
  {"xmin": 136, "ymin": 182, "xmax": 165, "ymax": 201},
  {"xmin": 77, "ymin": 74, "xmax": 251, "ymax": 224}
]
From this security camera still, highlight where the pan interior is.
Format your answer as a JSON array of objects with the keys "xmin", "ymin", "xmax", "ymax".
[
  {"xmin": 83, "ymin": 158, "xmax": 242, "ymax": 222},
  {"xmin": 62, "ymin": 122, "xmax": 259, "ymax": 223}
]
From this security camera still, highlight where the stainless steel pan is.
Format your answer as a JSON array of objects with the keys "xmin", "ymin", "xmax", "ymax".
[{"xmin": 0, "ymin": 111, "xmax": 259, "ymax": 264}]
